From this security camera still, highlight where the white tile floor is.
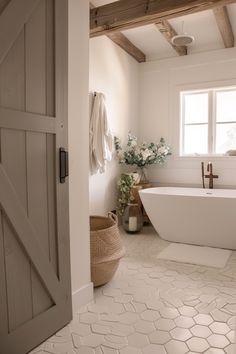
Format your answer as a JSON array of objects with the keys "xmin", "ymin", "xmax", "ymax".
[{"xmin": 31, "ymin": 226, "xmax": 236, "ymax": 354}]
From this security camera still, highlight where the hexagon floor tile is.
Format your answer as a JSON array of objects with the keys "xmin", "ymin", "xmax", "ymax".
[{"xmin": 30, "ymin": 226, "xmax": 236, "ymax": 353}]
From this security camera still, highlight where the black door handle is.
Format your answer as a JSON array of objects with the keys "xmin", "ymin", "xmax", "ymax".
[{"xmin": 59, "ymin": 148, "xmax": 69, "ymax": 183}]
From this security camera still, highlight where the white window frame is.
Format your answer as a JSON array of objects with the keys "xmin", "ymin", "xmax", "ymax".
[{"xmin": 180, "ymin": 86, "xmax": 236, "ymax": 156}]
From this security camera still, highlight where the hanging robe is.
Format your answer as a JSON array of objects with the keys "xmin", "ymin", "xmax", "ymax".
[{"xmin": 89, "ymin": 92, "xmax": 113, "ymax": 175}]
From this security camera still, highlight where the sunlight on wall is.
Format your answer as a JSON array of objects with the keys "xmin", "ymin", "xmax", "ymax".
[{"xmin": 89, "ymin": 36, "xmax": 139, "ymax": 215}]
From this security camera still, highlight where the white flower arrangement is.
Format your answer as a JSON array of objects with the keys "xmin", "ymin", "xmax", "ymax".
[{"xmin": 114, "ymin": 132, "xmax": 171, "ymax": 168}]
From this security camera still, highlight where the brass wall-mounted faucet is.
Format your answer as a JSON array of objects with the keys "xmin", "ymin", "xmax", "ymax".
[{"xmin": 201, "ymin": 162, "xmax": 219, "ymax": 189}]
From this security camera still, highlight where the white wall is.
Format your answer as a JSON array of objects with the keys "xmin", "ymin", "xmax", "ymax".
[
  {"xmin": 140, "ymin": 47, "xmax": 236, "ymax": 188},
  {"xmin": 89, "ymin": 36, "xmax": 140, "ymax": 215},
  {"xmin": 68, "ymin": 0, "xmax": 93, "ymax": 313}
]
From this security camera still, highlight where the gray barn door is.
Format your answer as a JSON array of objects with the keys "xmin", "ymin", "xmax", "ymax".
[{"xmin": 0, "ymin": 1, "xmax": 72, "ymax": 353}]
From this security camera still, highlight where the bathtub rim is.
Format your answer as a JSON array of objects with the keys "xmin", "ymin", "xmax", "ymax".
[{"xmin": 139, "ymin": 186, "xmax": 236, "ymax": 198}]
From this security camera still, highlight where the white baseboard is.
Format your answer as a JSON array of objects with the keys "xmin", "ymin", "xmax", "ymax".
[{"xmin": 72, "ymin": 282, "xmax": 94, "ymax": 314}]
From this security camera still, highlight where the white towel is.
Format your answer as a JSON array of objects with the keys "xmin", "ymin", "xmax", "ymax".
[{"xmin": 90, "ymin": 93, "xmax": 113, "ymax": 175}]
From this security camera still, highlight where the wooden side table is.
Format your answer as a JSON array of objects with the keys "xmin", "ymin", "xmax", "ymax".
[{"xmin": 131, "ymin": 182, "xmax": 152, "ymax": 224}]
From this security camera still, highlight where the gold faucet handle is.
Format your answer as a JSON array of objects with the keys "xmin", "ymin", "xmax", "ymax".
[{"xmin": 207, "ymin": 162, "xmax": 213, "ymax": 173}]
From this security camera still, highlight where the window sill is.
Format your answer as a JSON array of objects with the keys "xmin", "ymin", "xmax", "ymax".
[
  {"xmin": 169, "ymin": 154, "xmax": 236, "ymax": 169},
  {"xmin": 179, "ymin": 154, "xmax": 236, "ymax": 158}
]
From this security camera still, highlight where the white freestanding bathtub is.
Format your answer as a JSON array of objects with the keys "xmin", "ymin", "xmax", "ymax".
[{"xmin": 139, "ymin": 187, "xmax": 236, "ymax": 250}]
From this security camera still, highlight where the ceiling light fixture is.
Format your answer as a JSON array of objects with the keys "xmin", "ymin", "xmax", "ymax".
[{"xmin": 171, "ymin": 21, "xmax": 195, "ymax": 47}]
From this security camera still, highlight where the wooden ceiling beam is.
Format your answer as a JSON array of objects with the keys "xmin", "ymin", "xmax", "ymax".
[
  {"xmin": 90, "ymin": 2, "xmax": 146, "ymax": 63},
  {"xmin": 156, "ymin": 20, "xmax": 187, "ymax": 56},
  {"xmin": 213, "ymin": 6, "xmax": 234, "ymax": 48},
  {"xmin": 90, "ymin": 0, "xmax": 236, "ymax": 38},
  {"xmin": 106, "ymin": 32, "xmax": 146, "ymax": 62}
]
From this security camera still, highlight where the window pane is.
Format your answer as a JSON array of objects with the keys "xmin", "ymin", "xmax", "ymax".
[
  {"xmin": 216, "ymin": 123, "xmax": 236, "ymax": 154},
  {"xmin": 184, "ymin": 124, "xmax": 208, "ymax": 154},
  {"xmin": 216, "ymin": 90, "xmax": 236, "ymax": 122},
  {"xmin": 184, "ymin": 93, "xmax": 208, "ymax": 124}
]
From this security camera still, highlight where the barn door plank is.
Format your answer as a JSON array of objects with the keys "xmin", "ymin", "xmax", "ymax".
[
  {"xmin": 46, "ymin": 134, "xmax": 58, "ymax": 275},
  {"xmin": 2, "ymin": 216, "xmax": 33, "ymax": 331},
  {"xmin": 0, "ymin": 210, "xmax": 8, "ymax": 336},
  {"xmin": 0, "ymin": 29, "xmax": 25, "ymax": 111},
  {"xmin": 1, "ymin": 301, "xmax": 71, "ymax": 354},
  {"xmin": 1, "ymin": 129, "xmax": 33, "ymax": 331},
  {"xmin": 46, "ymin": 0, "xmax": 55, "ymax": 119},
  {"xmin": 0, "ymin": 0, "xmax": 11, "ymax": 16},
  {"xmin": 0, "ymin": 0, "xmax": 40, "ymax": 65},
  {"xmin": 46, "ymin": 0, "xmax": 58, "ymax": 275},
  {"xmin": 27, "ymin": 132, "xmax": 53, "ymax": 315},
  {"xmin": 25, "ymin": 0, "xmax": 54, "ymax": 316},
  {"xmin": 25, "ymin": 0, "xmax": 46, "ymax": 116},
  {"xmin": 54, "ymin": 0, "xmax": 71, "ymax": 296},
  {"xmin": 0, "ymin": 24, "xmax": 33, "ymax": 331},
  {"xmin": 0, "ymin": 165, "xmax": 65, "ymax": 305}
]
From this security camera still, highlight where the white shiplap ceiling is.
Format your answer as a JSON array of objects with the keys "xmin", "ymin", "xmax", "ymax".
[{"xmin": 91, "ymin": 1, "xmax": 236, "ymax": 62}]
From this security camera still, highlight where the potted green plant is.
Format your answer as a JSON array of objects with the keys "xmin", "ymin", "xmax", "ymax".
[{"xmin": 117, "ymin": 174, "xmax": 135, "ymax": 216}]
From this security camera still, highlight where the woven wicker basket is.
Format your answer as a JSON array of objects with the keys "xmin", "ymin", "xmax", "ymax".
[{"xmin": 90, "ymin": 212, "xmax": 125, "ymax": 287}]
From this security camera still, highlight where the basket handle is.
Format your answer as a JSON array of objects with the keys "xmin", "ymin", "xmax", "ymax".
[{"xmin": 108, "ymin": 212, "xmax": 118, "ymax": 224}]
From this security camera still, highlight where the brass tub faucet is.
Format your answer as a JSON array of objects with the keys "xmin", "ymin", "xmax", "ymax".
[{"xmin": 201, "ymin": 162, "xmax": 219, "ymax": 189}]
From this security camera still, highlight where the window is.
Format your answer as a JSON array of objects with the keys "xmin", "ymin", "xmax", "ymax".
[{"xmin": 180, "ymin": 87, "xmax": 236, "ymax": 155}]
